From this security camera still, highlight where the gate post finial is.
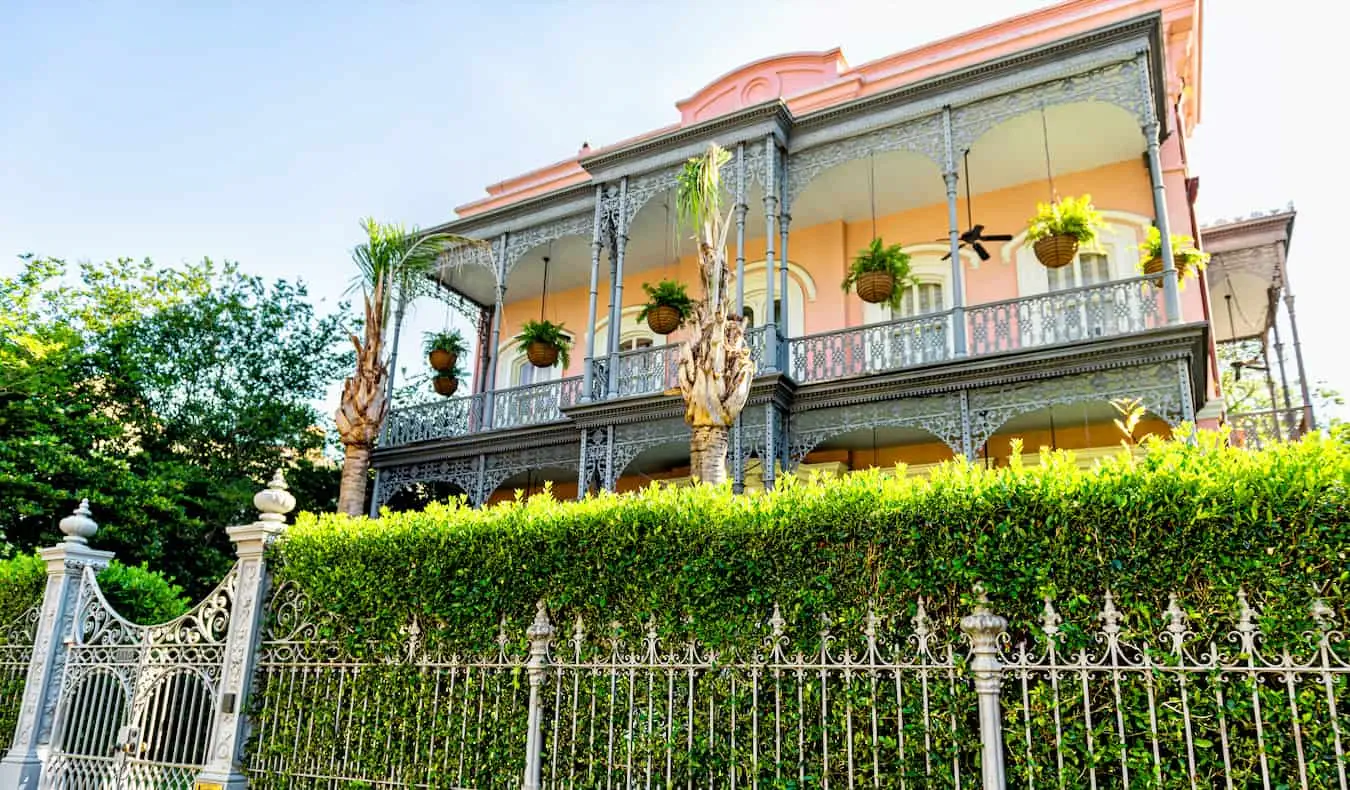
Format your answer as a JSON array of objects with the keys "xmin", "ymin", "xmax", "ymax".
[
  {"xmin": 0, "ymin": 502, "xmax": 114, "ymax": 790},
  {"xmin": 961, "ymin": 583, "xmax": 1009, "ymax": 790}
]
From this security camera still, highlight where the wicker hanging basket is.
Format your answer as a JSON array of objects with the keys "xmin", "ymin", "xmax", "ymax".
[
  {"xmin": 1142, "ymin": 256, "xmax": 1164, "ymax": 288},
  {"xmin": 432, "ymin": 376, "xmax": 459, "ymax": 397},
  {"xmin": 428, "ymin": 349, "xmax": 457, "ymax": 372},
  {"xmin": 855, "ymin": 271, "xmax": 895, "ymax": 304},
  {"xmin": 1033, "ymin": 234, "xmax": 1079, "ymax": 269},
  {"xmin": 526, "ymin": 341, "xmax": 560, "ymax": 368},
  {"xmin": 646, "ymin": 305, "xmax": 682, "ymax": 335}
]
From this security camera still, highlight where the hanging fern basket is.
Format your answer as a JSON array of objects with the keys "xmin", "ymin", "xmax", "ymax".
[
  {"xmin": 1033, "ymin": 235, "xmax": 1079, "ymax": 269},
  {"xmin": 1142, "ymin": 256, "xmax": 1165, "ymax": 288},
  {"xmin": 428, "ymin": 349, "xmax": 457, "ymax": 372},
  {"xmin": 432, "ymin": 376, "xmax": 459, "ymax": 397},
  {"xmin": 646, "ymin": 306, "xmax": 682, "ymax": 335},
  {"xmin": 526, "ymin": 341, "xmax": 560, "ymax": 368},
  {"xmin": 855, "ymin": 271, "xmax": 895, "ymax": 304}
]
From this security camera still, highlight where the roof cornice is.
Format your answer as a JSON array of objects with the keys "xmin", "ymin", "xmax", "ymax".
[{"xmin": 579, "ymin": 100, "xmax": 795, "ymax": 180}]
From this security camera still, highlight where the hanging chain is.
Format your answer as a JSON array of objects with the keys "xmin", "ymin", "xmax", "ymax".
[{"xmin": 539, "ymin": 241, "xmax": 552, "ymax": 323}]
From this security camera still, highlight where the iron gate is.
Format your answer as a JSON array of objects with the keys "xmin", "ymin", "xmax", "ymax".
[{"xmin": 42, "ymin": 565, "xmax": 235, "ymax": 790}]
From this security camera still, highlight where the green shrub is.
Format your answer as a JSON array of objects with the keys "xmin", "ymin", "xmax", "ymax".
[
  {"xmin": 0, "ymin": 552, "xmax": 188, "ymax": 628},
  {"xmin": 276, "ymin": 431, "xmax": 1349, "ymax": 654}
]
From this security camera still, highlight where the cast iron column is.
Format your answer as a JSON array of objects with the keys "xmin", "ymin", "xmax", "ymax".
[
  {"xmin": 483, "ymin": 233, "xmax": 508, "ymax": 429},
  {"xmin": 1275, "ymin": 240, "xmax": 1315, "ymax": 430},
  {"xmin": 733, "ymin": 143, "xmax": 748, "ymax": 495},
  {"xmin": 942, "ymin": 106, "xmax": 968, "ymax": 356},
  {"xmin": 582, "ymin": 184, "xmax": 604, "ymax": 403},
  {"xmin": 1137, "ymin": 54, "xmax": 1182, "ymax": 324},
  {"xmin": 778, "ymin": 149, "xmax": 791, "ymax": 371},
  {"xmin": 606, "ymin": 178, "xmax": 630, "ymax": 396},
  {"xmin": 762, "ymin": 135, "xmax": 779, "ymax": 372}
]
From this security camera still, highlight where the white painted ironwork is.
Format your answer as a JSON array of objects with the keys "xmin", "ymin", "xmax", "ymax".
[
  {"xmin": 615, "ymin": 344, "xmax": 681, "ymax": 398},
  {"xmin": 0, "ymin": 605, "xmax": 40, "ymax": 746},
  {"xmin": 43, "ymin": 565, "xmax": 236, "ymax": 790},
  {"xmin": 966, "ymin": 276, "xmax": 1164, "ymax": 356},
  {"xmin": 245, "ymin": 582, "xmax": 530, "ymax": 789},
  {"xmin": 1002, "ymin": 590, "xmax": 1349, "ymax": 790},
  {"xmin": 537, "ymin": 600, "xmax": 973, "ymax": 789},
  {"xmin": 788, "ymin": 312, "xmax": 953, "ymax": 385},
  {"xmin": 382, "ymin": 393, "xmax": 487, "ymax": 445},
  {"xmin": 1230, "ymin": 407, "xmax": 1308, "ymax": 449},
  {"xmin": 492, "ymin": 376, "xmax": 584, "ymax": 430}
]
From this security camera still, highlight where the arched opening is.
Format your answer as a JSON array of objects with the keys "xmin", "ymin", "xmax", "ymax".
[
  {"xmin": 484, "ymin": 463, "xmax": 583, "ymax": 506},
  {"xmin": 56, "ymin": 669, "xmax": 129, "ymax": 757},
  {"xmin": 611, "ymin": 439, "xmax": 694, "ymax": 493},
  {"xmin": 976, "ymin": 400, "xmax": 1171, "ymax": 469},
  {"xmin": 383, "ymin": 479, "xmax": 471, "ymax": 513},
  {"xmin": 803, "ymin": 425, "xmax": 958, "ymax": 479},
  {"xmin": 497, "ymin": 233, "xmax": 593, "ymax": 388},
  {"xmin": 135, "ymin": 670, "xmax": 214, "ymax": 766}
]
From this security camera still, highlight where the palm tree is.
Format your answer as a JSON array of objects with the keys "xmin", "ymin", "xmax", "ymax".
[
  {"xmin": 336, "ymin": 219, "xmax": 484, "ymax": 516},
  {"xmin": 675, "ymin": 144, "xmax": 757, "ymax": 485}
]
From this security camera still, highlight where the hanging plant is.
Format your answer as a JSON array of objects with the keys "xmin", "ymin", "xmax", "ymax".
[
  {"xmin": 842, "ymin": 238, "xmax": 912, "ymax": 309},
  {"xmin": 1137, "ymin": 226, "xmax": 1210, "ymax": 289},
  {"xmin": 516, "ymin": 320, "xmax": 571, "ymax": 369},
  {"xmin": 636, "ymin": 280, "xmax": 695, "ymax": 335},
  {"xmin": 431, "ymin": 363, "xmax": 466, "ymax": 397},
  {"xmin": 1026, "ymin": 194, "xmax": 1107, "ymax": 269},
  {"xmin": 424, "ymin": 329, "xmax": 467, "ymax": 372}
]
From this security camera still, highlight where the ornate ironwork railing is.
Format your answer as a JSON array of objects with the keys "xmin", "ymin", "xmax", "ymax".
[
  {"xmin": 381, "ymin": 393, "xmax": 486, "ymax": 446},
  {"xmin": 240, "ymin": 586, "xmax": 1350, "ymax": 789},
  {"xmin": 0, "ymin": 604, "xmax": 39, "ymax": 747},
  {"xmin": 615, "ymin": 344, "xmax": 682, "ymax": 398},
  {"xmin": 380, "ymin": 279, "xmax": 1176, "ymax": 447},
  {"xmin": 1230, "ymin": 407, "xmax": 1308, "ymax": 449},
  {"xmin": 967, "ymin": 276, "xmax": 1164, "ymax": 356},
  {"xmin": 588, "ymin": 357, "xmax": 609, "ymax": 401},
  {"xmin": 788, "ymin": 312, "xmax": 953, "ymax": 385},
  {"xmin": 491, "ymin": 376, "xmax": 583, "ymax": 430}
]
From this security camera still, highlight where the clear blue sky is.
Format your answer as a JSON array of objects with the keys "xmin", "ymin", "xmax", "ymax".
[{"xmin": 3, "ymin": 1, "xmax": 1344, "ymax": 421}]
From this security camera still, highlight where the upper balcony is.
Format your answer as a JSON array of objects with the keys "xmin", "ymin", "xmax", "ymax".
[{"xmin": 384, "ymin": 274, "xmax": 1174, "ymax": 448}]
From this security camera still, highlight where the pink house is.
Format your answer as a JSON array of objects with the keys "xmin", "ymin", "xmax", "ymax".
[{"xmin": 370, "ymin": 0, "xmax": 1311, "ymax": 510}]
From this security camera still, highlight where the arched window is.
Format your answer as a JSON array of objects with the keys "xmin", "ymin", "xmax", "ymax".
[
  {"xmin": 498, "ymin": 331, "xmax": 573, "ymax": 389},
  {"xmin": 861, "ymin": 247, "xmax": 962, "ymax": 326}
]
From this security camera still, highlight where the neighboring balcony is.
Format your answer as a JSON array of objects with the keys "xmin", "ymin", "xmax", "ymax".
[
  {"xmin": 382, "ymin": 276, "xmax": 1167, "ymax": 448},
  {"xmin": 1228, "ymin": 407, "xmax": 1309, "ymax": 450}
]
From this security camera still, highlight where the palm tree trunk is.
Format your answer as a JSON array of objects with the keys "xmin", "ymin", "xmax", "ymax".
[
  {"xmin": 382, "ymin": 294, "xmax": 407, "ymax": 412},
  {"xmin": 337, "ymin": 444, "xmax": 372, "ymax": 516},
  {"xmin": 690, "ymin": 425, "xmax": 730, "ymax": 485}
]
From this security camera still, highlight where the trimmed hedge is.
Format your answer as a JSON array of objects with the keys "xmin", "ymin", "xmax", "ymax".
[
  {"xmin": 277, "ymin": 430, "xmax": 1349, "ymax": 652},
  {"xmin": 0, "ymin": 551, "xmax": 189, "ymax": 628}
]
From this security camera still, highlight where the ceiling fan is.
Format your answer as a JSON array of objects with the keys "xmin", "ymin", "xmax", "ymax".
[{"xmin": 941, "ymin": 149, "xmax": 1013, "ymax": 262}]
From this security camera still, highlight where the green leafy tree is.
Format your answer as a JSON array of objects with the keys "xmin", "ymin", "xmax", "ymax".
[{"xmin": 0, "ymin": 255, "xmax": 348, "ymax": 594}]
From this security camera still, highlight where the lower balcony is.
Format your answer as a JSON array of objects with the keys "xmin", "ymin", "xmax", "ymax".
[
  {"xmin": 1228, "ymin": 407, "xmax": 1310, "ymax": 450},
  {"xmin": 383, "ymin": 276, "xmax": 1168, "ymax": 447}
]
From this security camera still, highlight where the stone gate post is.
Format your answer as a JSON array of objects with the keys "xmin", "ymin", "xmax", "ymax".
[
  {"xmin": 194, "ymin": 470, "xmax": 295, "ymax": 790},
  {"xmin": 0, "ymin": 501, "xmax": 115, "ymax": 790}
]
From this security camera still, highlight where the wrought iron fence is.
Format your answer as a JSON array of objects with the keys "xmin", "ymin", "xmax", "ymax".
[
  {"xmin": 1001, "ymin": 591, "xmax": 1349, "ymax": 789},
  {"xmin": 967, "ymin": 277, "xmax": 1164, "ymax": 356},
  {"xmin": 238, "ymin": 584, "xmax": 1348, "ymax": 789},
  {"xmin": 615, "ymin": 345, "xmax": 682, "ymax": 398},
  {"xmin": 788, "ymin": 313, "xmax": 953, "ymax": 385},
  {"xmin": 538, "ymin": 602, "xmax": 974, "ymax": 790},
  {"xmin": 245, "ymin": 583, "xmax": 529, "ymax": 789},
  {"xmin": 491, "ymin": 376, "xmax": 584, "ymax": 430},
  {"xmin": 382, "ymin": 393, "xmax": 486, "ymax": 445},
  {"xmin": 1230, "ymin": 407, "xmax": 1309, "ymax": 449},
  {"xmin": 0, "ymin": 605, "xmax": 39, "ymax": 747}
]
